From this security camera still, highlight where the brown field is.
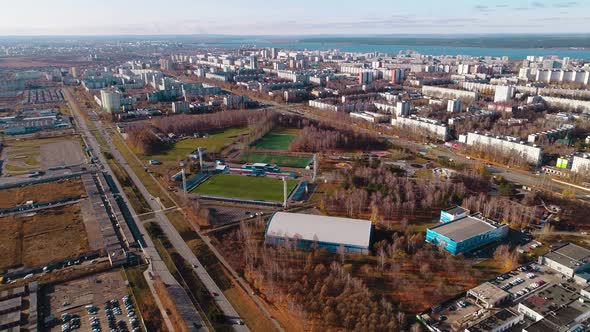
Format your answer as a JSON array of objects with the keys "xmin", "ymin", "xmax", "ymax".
[
  {"xmin": 0, "ymin": 204, "xmax": 90, "ymax": 270},
  {"xmin": 0, "ymin": 177, "xmax": 86, "ymax": 209},
  {"xmin": 0, "ymin": 56, "xmax": 90, "ymax": 69}
]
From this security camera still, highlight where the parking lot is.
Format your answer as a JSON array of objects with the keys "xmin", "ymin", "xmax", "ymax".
[
  {"xmin": 45, "ymin": 270, "xmax": 143, "ymax": 332},
  {"xmin": 426, "ymin": 262, "xmax": 584, "ymax": 331},
  {"xmin": 489, "ymin": 263, "xmax": 576, "ymax": 300}
]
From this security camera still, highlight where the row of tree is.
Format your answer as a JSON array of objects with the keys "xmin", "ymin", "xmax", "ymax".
[
  {"xmin": 289, "ymin": 125, "xmax": 388, "ymax": 152},
  {"xmin": 321, "ymin": 165, "xmax": 466, "ymax": 222}
]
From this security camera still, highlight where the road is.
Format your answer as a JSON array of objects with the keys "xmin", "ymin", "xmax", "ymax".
[
  {"xmin": 64, "ymin": 88, "xmax": 207, "ymax": 332},
  {"xmin": 66, "ymin": 89, "xmax": 250, "ymax": 332}
]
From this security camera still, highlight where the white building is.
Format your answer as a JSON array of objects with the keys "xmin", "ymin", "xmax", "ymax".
[
  {"xmin": 494, "ymin": 85, "xmax": 516, "ymax": 103},
  {"xmin": 350, "ymin": 111, "xmax": 389, "ymax": 123},
  {"xmin": 100, "ymin": 89, "xmax": 122, "ymax": 113},
  {"xmin": 466, "ymin": 132, "xmax": 543, "ymax": 166},
  {"xmin": 572, "ymin": 154, "xmax": 590, "ymax": 174},
  {"xmin": 422, "ymin": 85, "xmax": 479, "ymax": 100},
  {"xmin": 391, "ymin": 115, "xmax": 450, "ymax": 141},
  {"xmin": 265, "ymin": 212, "xmax": 372, "ymax": 255}
]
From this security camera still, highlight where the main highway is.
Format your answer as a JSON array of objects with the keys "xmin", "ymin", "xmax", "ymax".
[
  {"xmin": 64, "ymin": 88, "xmax": 209, "ymax": 332},
  {"xmin": 64, "ymin": 88, "xmax": 250, "ymax": 331}
]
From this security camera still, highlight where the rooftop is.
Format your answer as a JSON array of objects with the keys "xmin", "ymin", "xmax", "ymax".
[
  {"xmin": 520, "ymin": 285, "xmax": 579, "ymax": 316},
  {"xmin": 468, "ymin": 282, "xmax": 510, "ymax": 305},
  {"xmin": 443, "ymin": 206, "xmax": 469, "ymax": 216},
  {"xmin": 467, "ymin": 309, "xmax": 521, "ymax": 332},
  {"xmin": 265, "ymin": 212, "xmax": 372, "ymax": 248},
  {"xmin": 544, "ymin": 243, "xmax": 590, "ymax": 269},
  {"xmin": 428, "ymin": 214, "xmax": 502, "ymax": 243}
]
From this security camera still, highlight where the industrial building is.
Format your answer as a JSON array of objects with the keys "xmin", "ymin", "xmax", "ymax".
[
  {"xmin": 439, "ymin": 206, "xmax": 469, "ymax": 223},
  {"xmin": 350, "ymin": 111, "xmax": 390, "ymax": 123},
  {"xmin": 264, "ymin": 212, "xmax": 372, "ymax": 254},
  {"xmin": 426, "ymin": 213, "xmax": 508, "ymax": 255},
  {"xmin": 538, "ymin": 242, "xmax": 590, "ymax": 285},
  {"xmin": 466, "ymin": 132, "xmax": 544, "ymax": 166}
]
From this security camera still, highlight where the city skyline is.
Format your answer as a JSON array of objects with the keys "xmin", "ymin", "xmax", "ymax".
[{"xmin": 1, "ymin": 0, "xmax": 589, "ymax": 35}]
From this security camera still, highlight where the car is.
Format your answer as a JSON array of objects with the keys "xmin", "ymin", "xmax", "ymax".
[
  {"xmin": 211, "ymin": 292, "xmax": 219, "ymax": 297},
  {"xmin": 192, "ymin": 264, "xmax": 198, "ymax": 268}
]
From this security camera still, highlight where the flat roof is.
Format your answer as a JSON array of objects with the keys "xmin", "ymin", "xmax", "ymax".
[
  {"xmin": 468, "ymin": 282, "xmax": 510, "ymax": 305},
  {"xmin": 545, "ymin": 243, "xmax": 590, "ymax": 268},
  {"xmin": 521, "ymin": 285, "xmax": 578, "ymax": 316},
  {"xmin": 443, "ymin": 206, "xmax": 469, "ymax": 215},
  {"xmin": 467, "ymin": 309, "xmax": 520, "ymax": 332},
  {"xmin": 266, "ymin": 212, "xmax": 372, "ymax": 248},
  {"xmin": 429, "ymin": 215, "xmax": 500, "ymax": 243},
  {"xmin": 523, "ymin": 319, "xmax": 560, "ymax": 332}
]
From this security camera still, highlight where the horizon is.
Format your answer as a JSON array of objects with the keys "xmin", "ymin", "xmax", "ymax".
[{"xmin": 1, "ymin": 0, "xmax": 589, "ymax": 36}]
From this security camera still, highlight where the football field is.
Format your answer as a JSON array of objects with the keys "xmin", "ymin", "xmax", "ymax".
[{"xmin": 191, "ymin": 174, "xmax": 298, "ymax": 202}]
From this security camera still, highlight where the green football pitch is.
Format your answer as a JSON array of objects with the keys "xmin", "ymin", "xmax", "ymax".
[{"xmin": 191, "ymin": 174, "xmax": 298, "ymax": 202}]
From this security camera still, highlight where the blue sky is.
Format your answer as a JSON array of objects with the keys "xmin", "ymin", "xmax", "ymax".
[{"xmin": 0, "ymin": 0, "xmax": 588, "ymax": 35}]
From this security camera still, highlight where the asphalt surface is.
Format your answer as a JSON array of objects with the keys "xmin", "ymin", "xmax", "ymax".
[{"xmin": 64, "ymin": 88, "xmax": 207, "ymax": 332}]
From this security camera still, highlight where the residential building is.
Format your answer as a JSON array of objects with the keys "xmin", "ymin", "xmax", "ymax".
[
  {"xmin": 100, "ymin": 88, "xmax": 122, "ymax": 113},
  {"xmin": 447, "ymin": 99, "xmax": 461, "ymax": 113},
  {"xmin": 465, "ymin": 132, "xmax": 544, "ymax": 166},
  {"xmin": 171, "ymin": 101, "xmax": 189, "ymax": 113}
]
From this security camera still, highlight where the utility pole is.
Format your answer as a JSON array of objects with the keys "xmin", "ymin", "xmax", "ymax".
[
  {"xmin": 312, "ymin": 153, "xmax": 318, "ymax": 183},
  {"xmin": 197, "ymin": 147, "xmax": 203, "ymax": 171},
  {"xmin": 180, "ymin": 162, "xmax": 187, "ymax": 197},
  {"xmin": 282, "ymin": 177, "xmax": 288, "ymax": 209}
]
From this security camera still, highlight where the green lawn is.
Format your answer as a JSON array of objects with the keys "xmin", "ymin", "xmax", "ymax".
[
  {"xmin": 253, "ymin": 128, "xmax": 298, "ymax": 150},
  {"xmin": 191, "ymin": 174, "xmax": 298, "ymax": 202},
  {"xmin": 142, "ymin": 127, "xmax": 249, "ymax": 162},
  {"xmin": 238, "ymin": 152, "xmax": 311, "ymax": 168}
]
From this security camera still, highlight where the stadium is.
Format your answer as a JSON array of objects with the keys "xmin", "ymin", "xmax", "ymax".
[{"xmin": 264, "ymin": 212, "xmax": 373, "ymax": 254}]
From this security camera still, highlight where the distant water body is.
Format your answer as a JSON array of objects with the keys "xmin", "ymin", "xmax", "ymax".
[{"xmin": 211, "ymin": 39, "xmax": 590, "ymax": 60}]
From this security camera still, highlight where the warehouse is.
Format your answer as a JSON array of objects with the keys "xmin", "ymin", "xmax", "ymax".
[
  {"xmin": 538, "ymin": 242, "xmax": 590, "ymax": 284},
  {"xmin": 426, "ymin": 214, "xmax": 508, "ymax": 255},
  {"xmin": 264, "ymin": 212, "xmax": 372, "ymax": 254}
]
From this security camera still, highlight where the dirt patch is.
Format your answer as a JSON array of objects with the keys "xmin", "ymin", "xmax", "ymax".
[
  {"xmin": 0, "ymin": 56, "xmax": 90, "ymax": 69},
  {"xmin": 0, "ymin": 177, "xmax": 86, "ymax": 209},
  {"xmin": 0, "ymin": 204, "xmax": 90, "ymax": 270},
  {"xmin": 40, "ymin": 139, "xmax": 85, "ymax": 169}
]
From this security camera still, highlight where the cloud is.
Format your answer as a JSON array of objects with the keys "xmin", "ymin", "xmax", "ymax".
[
  {"xmin": 554, "ymin": 1, "xmax": 579, "ymax": 8},
  {"xmin": 474, "ymin": 4, "xmax": 491, "ymax": 12}
]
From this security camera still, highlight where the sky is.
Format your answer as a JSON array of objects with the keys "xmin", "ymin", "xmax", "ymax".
[{"xmin": 0, "ymin": 0, "xmax": 589, "ymax": 35}]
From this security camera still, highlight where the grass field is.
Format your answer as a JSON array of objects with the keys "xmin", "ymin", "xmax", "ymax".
[
  {"xmin": 192, "ymin": 174, "xmax": 298, "ymax": 202},
  {"xmin": 253, "ymin": 128, "xmax": 299, "ymax": 150},
  {"xmin": 142, "ymin": 127, "xmax": 249, "ymax": 162},
  {"xmin": 238, "ymin": 152, "xmax": 311, "ymax": 168}
]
